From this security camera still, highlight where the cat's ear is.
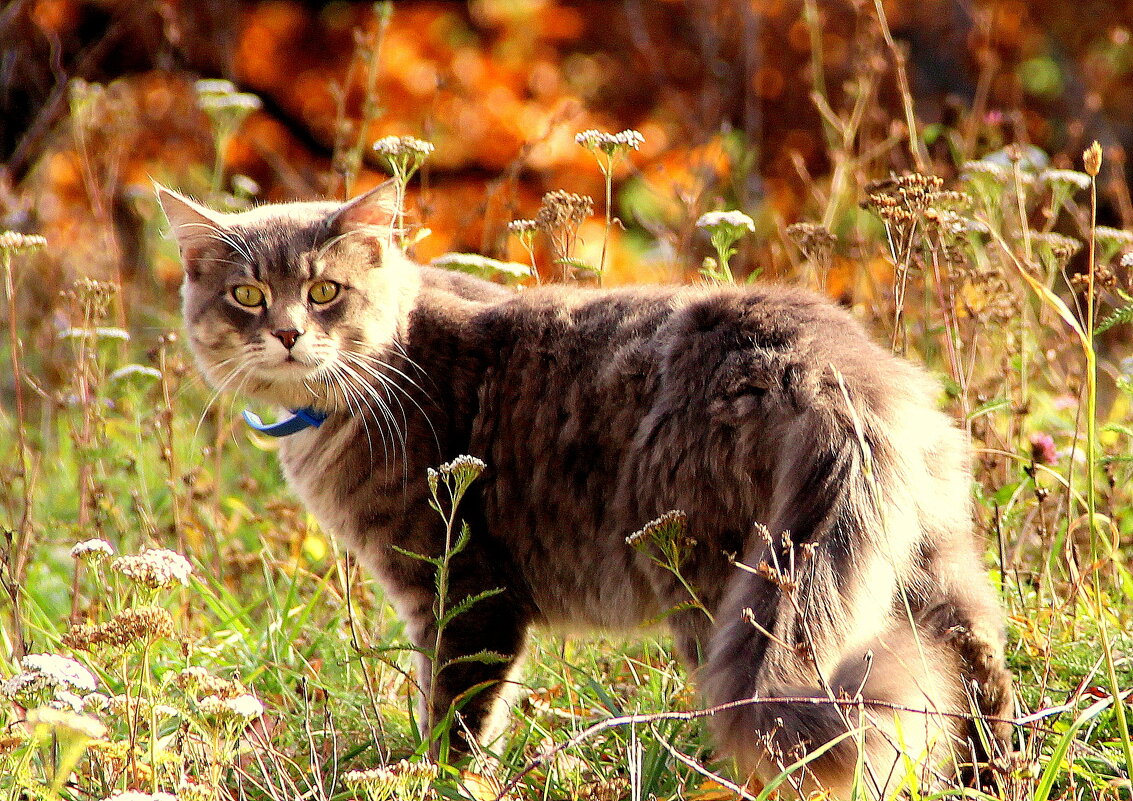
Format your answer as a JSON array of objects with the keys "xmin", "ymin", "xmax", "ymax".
[
  {"xmin": 327, "ymin": 180, "xmax": 399, "ymax": 236},
  {"xmin": 154, "ymin": 184, "xmax": 228, "ymax": 277}
]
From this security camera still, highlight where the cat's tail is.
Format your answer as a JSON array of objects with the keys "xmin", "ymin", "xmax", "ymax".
[{"xmin": 702, "ymin": 370, "xmax": 1011, "ymax": 798}]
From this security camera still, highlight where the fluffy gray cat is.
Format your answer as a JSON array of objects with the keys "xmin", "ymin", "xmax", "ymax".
[{"xmin": 158, "ymin": 183, "xmax": 1012, "ymax": 797}]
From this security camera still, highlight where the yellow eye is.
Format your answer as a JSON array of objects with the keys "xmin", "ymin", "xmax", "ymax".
[
  {"xmin": 231, "ymin": 284, "xmax": 264, "ymax": 307},
  {"xmin": 309, "ymin": 280, "xmax": 340, "ymax": 304}
]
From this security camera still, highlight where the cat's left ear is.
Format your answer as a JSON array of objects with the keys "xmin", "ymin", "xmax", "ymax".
[{"xmin": 327, "ymin": 180, "xmax": 399, "ymax": 237}]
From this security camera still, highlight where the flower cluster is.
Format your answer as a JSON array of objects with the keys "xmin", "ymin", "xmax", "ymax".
[
  {"xmin": 1041, "ymin": 169, "xmax": 1091, "ymax": 193},
  {"xmin": 575, "ymin": 129, "xmax": 644, "ymax": 157},
  {"xmin": 427, "ymin": 455, "xmax": 486, "ymax": 497},
  {"xmin": 696, "ymin": 210, "xmax": 756, "ymax": 233},
  {"xmin": 195, "ymin": 78, "xmax": 262, "ymax": 134},
  {"xmin": 112, "ymin": 548, "xmax": 193, "ymax": 590},
  {"xmin": 0, "ymin": 231, "xmax": 48, "ymax": 253},
  {"xmin": 72, "ymin": 538, "xmax": 115, "ymax": 562},
  {"xmin": 372, "ymin": 135, "xmax": 435, "ymax": 160},
  {"xmin": 696, "ymin": 210, "xmax": 755, "ymax": 281},
  {"xmin": 2, "ymin": 654, "xmax": 98, "ymax": 700},
  {"xmin": 344, "ymin": 759, "xmax": 438, "ymax": 801}
]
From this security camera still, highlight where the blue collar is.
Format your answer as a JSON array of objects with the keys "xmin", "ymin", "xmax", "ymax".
[{"xmin": 242, "ymin": 407, "xmax": 329, "ymax": 437}]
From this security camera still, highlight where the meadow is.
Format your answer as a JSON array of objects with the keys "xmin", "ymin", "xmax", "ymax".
[{"xmin": 1, "ymin": 2, "xmax": 1132, "ymax": 799}]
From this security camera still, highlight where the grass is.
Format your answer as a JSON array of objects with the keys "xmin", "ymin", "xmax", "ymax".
[{"xmin": 1, "ymin": 7, "xmax": 1133, "ymax": 800}]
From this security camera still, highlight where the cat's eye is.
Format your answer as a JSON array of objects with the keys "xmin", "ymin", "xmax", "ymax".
[
  {"xmin": 309, "ymin": 280, "xmax": 340, "ymax": 305},
  {"xmin": 232, "ymin": 284, "xmax": 264, "ymax": 307}
]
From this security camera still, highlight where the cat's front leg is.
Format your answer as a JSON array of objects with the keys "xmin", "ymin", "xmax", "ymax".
[{"xmin": 406, "ymin": 553, "xmax": 531, "ymax": 755}]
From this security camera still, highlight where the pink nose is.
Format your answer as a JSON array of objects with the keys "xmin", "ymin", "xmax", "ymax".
[{"xmin": 272, "ymin": 329, "xmax": 301, "ymax": 349}]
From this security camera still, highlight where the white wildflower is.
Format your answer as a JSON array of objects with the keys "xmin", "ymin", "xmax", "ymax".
[
  {"xmin": 51, "ymin": 689, "xmax": 85, "ymax": 713},
  {"xmin": 696, "ymin": 210, "xmax": 756, "ymax": 233},
  {"xmin": 223, "ymin": 693, "xmax": 264, "ymax": 720},
  {"xmin": 12, "ymin": 654, "xmax": 97, "ymax": 694},
  {"xmin": 1041, "ymin": 169, "xmax": 1091, "ymax": 192},
  {"xmin": 0, "ymin": 232, "xmax": 48, "ymax": 253},
  {"xmin": 1121, "ymin": 253, "xmax": 1133, "ymax": 269},
  {"xmin": 60, "ymin": 326, "xmax": 130, "ymax": 341},
  {"xmin": 372, "ymin": 135, "xmax": 435, "ymax": 159},
  {"xmin": 961, "ymin": 160, "xmax": 1010, "ymax": 183},
  {"xmin": 112, "ymin": 548, "xmax": 193, "ymax": 589},
  {"xmin": 25, "ymin": 707, "xmax": 107, "ymax": 740},
  {"xmin": 575, "ymin": 129, "xmax": 645, "ymax": 155},
  {"xmin": 108, "ymin": 364, "xmax": 163, "ymax": 383},
  {"xmin": 71, "ymin": 538, "xmax": 115, "ymax": 562},
  {"xmin": 1095, "ymin": 226, "xmax": 1133, "ymax": 247}
]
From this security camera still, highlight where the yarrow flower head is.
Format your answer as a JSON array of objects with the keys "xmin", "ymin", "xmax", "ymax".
[
  {"xmin": 696, "ymin": 210, "xmax": 755, "ymax": 282},
  {"xmin": 71, "ymin": 538, "xmax": 115, "ymax": 563},
  {"xmin": 1041, "ymin": 169, "xmax": 1091, "ymax": 193},
  {"xmin": 1094, "ymin": 226, "xmax": 1133, "ymax": 263},
  {"xmin": 25, "ymin": 707, "xmax": 107, "ymax": 741},
  {"xmin": 372, "ymin": 135, "xmax": 435, "ymax": 182},
  {"xmin": 0, "ymin": 231, "xmax": 48, "ymax": 254},
  {"xmin": 372, "ymin": 135, "xmax": 435, "ymax": 160},
  {"xmin": 575, "ymin": 129, "xmax": 645, "ymax": 158},
  {"xmin": 100, "ymin": 792, "xmax": 179, "ymax": 801},
  {"xmin": 2, "ymin": 654, "xmax": 98, "ymax": 700},
  {"xmin": 507, "ymin": 219, "xmax": 538, "ymax": 237},
  {"xmin": 195, "ymin": 78, "xmax": 262, "ymax": 134},
  {"xmin": 223, "ymin": 693, "xmax": 264, "ymax": 720},
  {"xmin": 428, "ymin": 455, "xmax": 486, "ymax": 497},
  {"xmin": 112, "ymin": 548, "xmax": 193, "ymax": 590},
  {"xmin": 696, "ymin": 210, "xmax": 756, "ymax": 234}
]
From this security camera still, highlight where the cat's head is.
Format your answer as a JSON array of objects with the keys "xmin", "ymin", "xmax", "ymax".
[{"xmin": 157, "ymin": 183, "xmax": 418, "ymax": 410}]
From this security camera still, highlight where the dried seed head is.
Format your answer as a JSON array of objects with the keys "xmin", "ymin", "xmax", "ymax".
[
  {"xmin": 112, "ymin": 548, "xmax": 193, "ymax": 589},
  {"xmin": 786, "ymin": 222, "xmax": 836, "ymax": 263},
  {"xmin": 1084, "ymin": 141, "xmax": 1103, "ymax": 177},
  {"xmin": 66, "ymin": 277, "xmax": 117, "ymax": 323},
  {"xmin": 63, "ymin": 606, "xmax": 175, "ymax": 650},
  {"xmin": 536, "ymin": 191, "xmax": 593, "ymax": 233}
]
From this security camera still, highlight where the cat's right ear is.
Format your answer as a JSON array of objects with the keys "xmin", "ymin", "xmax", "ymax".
[
  {"xmin": 154, "ymin": 184, "xmax": 227, "ymax": 278},
  {"xmin": 327, "ymin": 180, "xmax": 399, "ymax": 239}
]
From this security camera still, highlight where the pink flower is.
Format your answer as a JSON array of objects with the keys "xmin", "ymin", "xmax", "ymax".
[{"xmin": 1030, "ymin": 432, "xmax": 1058, "ymax": 466}]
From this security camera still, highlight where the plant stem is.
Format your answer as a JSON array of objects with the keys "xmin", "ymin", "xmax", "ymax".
[
  {"xmin": 2, "ymin": 249, "xmax": 31, "ymax": 659},
  {"xmin": 598, "ymin": 161, "xmax": 612, "ymax": 286},
  {"xmin": 1085, "ymin": 172, "xmax": 1133, "ymax": 798}
]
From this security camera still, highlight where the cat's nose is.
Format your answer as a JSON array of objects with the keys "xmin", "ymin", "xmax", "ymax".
[{"xmin": 272, "ymin": 329, "xmax": 302, "ymax": 350}]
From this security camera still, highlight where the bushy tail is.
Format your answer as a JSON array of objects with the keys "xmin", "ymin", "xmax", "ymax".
[{"xmin": 703, "ymin": 390, "xmax": 1011, "ymax": 797}]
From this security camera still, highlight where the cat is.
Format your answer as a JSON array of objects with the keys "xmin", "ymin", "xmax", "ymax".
[{"xmin": 158, "ymin": 182, "xmax": 1012, "ymax": 797}]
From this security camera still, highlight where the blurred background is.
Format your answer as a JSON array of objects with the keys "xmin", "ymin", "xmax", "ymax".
[{"xmin": 3, "ymin": 0, "xmax": 1133, "ymax": 293}]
